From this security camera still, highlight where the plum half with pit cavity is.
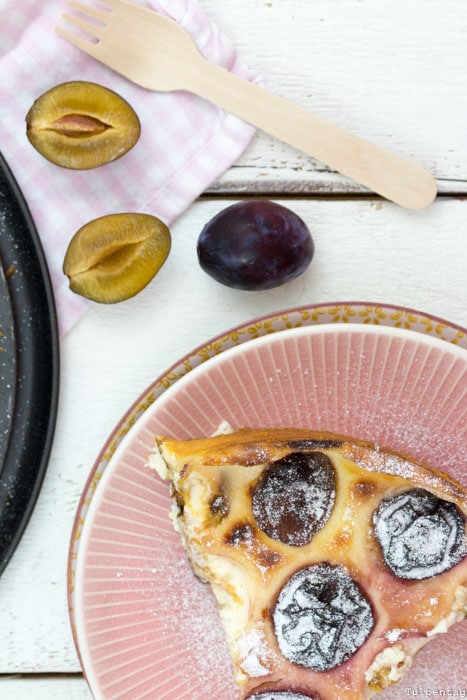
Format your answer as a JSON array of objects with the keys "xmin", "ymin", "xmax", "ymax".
[
  {"xmin": 26, "ymin": 81, "xmax": 140, "ymax": 169},
  {"xmin": 63, "ymin": 213, "xmax": 171, "ymax": 303}
]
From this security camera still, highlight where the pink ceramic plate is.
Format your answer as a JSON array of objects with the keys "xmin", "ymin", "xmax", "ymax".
[{"xmin": 69, "ymin": 303, "xmax": 467, "ymax": 700}]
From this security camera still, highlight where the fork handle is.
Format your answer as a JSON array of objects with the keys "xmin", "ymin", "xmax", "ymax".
[{"xmin": 187, "ymin": 60, "xmax": 436, "ymax": 209}]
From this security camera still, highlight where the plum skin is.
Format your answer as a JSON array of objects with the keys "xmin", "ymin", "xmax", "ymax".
[{"xmin": 197, "ymin": 200, "xmax": 314, "ymax": 290}]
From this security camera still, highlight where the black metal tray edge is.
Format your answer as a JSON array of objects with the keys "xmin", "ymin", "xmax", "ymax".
[{"xmin": 0, "ymin": 150, "xmax": 59, "ymax": 577}]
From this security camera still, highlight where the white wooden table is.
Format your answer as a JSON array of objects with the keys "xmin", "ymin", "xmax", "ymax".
[{"xmin": 1, "ymin": 1, "xmax": 466, "ymax": 697}]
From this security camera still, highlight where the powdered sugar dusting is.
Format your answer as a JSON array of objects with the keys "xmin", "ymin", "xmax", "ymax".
[
  {"xmin": 252, "ymin": 452, "xmax": 335, "ymax": 546},
  {"xmin": 249, "ymin": 693, "xmax": 314, "ymax": 700},
  {"xmin": 235, "ymin": 626, "xmax": 270, "ymax": 677},
  {"xmin": 373, "ymin": 489, "xmax": 465, "ymax": 579},
  {"xmin": 148, "ymin": 542, "xmax": 237, "ymax": 697},
  {"xmin": 273, "ymin": 563, "xmax": 374, "ymax": 671},
  {"xmin": 384, "ymin": 628, "xmax": 405, "ymax": 643}
]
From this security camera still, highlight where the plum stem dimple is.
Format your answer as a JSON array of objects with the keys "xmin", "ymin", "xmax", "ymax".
[{"xmin": 49, "ymin": 113, "xmax": 111, "ymax": 137}]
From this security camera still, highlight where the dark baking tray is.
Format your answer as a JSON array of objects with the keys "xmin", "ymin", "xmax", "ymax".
[{"xmin": 0, "ymin": 150, "xmax": 59, "ymax": 577}]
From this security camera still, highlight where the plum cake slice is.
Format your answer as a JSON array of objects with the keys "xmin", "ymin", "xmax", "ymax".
[{"xmin": 150, "ymin": 427, "xmax": 466, "ymax": 700}]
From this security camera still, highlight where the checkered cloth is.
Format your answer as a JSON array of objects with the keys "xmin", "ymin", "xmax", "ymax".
[{"xmin": 0, "ymin": 0, "xmax": 256, "ymax": 334}]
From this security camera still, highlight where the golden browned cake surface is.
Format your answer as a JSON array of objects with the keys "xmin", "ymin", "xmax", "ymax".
[{"xmin": 151, "ymin": 427, "xmax": 467, "ymax": 700}]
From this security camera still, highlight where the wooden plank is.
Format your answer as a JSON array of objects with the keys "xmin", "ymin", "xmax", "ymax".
[
  {"xmin": 209, "ymin": 168, "xmax": 467, "ymax": 196},
  {"xmin": 198, "ymin": 0, "xmax": 467, "ymax": 193},
  {"xmin": 0, "ymin": 676, "xmax": 91, "ymax": 699},
  {"xmin": 0, "ymin": 196, "xmax": 465, "ymax": 673}
]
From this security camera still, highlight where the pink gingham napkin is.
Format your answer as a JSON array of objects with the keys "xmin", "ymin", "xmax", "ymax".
[{"xmin": 0, "ymin": 0, "xmax": 257, "ymax": 335}]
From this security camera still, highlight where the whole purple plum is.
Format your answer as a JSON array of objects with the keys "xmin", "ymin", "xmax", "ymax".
[{"xmin": 197, "ymin": 200, "xmax": 314, "ymax": 290}]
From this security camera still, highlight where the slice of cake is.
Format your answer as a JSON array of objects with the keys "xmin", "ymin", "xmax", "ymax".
[{"xmin": 150, "ymin": 427, "xmax": 466, "ymax": 700}]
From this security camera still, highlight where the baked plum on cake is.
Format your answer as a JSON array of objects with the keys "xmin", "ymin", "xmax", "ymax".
[{"xmin": 149, "ymin": 427, "xmax": 466, "ymax": 700}]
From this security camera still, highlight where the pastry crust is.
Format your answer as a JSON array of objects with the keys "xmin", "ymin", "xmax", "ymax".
[{"xmin": 151, "ymin": 427, "xmax": 467, "ymax": 700}]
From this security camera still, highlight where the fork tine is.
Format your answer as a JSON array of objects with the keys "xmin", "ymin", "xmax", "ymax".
[
  {"xmin": 55, "ymin": 24, "xmax": 102, "ymax": 57},
  {"xmin": 61, "ymin": 12, "xmax": 103, "ymax": 40},
  {"xmin": 65, "ymin": 0, "xmax": 111, "ymax": 23},
  {"xmin": 93, "ymin": 0, "xmax": 128, "ymax": 10}
]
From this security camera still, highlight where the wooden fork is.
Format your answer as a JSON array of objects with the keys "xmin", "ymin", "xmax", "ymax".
[{"xmin": 56, "ymin": 0, "xmax": 437, "ymax": 209}]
